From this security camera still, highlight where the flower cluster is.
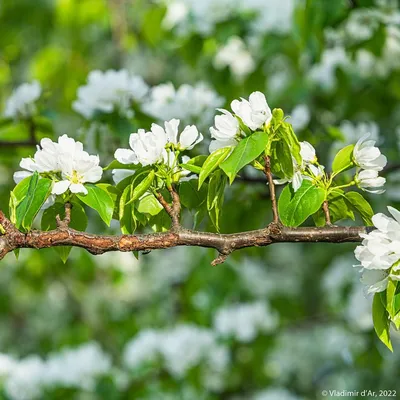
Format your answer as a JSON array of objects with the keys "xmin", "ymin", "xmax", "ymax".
[
  {"xmin": 14, "ymin": 135, "xmax": 102, "ymax": 196},
  {"xmin": 2, "ymin": 343, "xmax": 112, "ymax": 400},
  {"xmin": 4, "ymin": 81, "xmax": 42, "ymax": 120},
  {"xmin": 73, "ymin": 69, "xmax": 149, "ymax": 119},
  {"xmin": 209, "ymin": 91, "xmax": 271, "ymax": 152},
  {"xmin": 141, "ymin": 82, "xmax": 223, "ymax": 129},
  {"xmin": 353, "ymin": 134, "xmax": 387, "ymax": 194},
  {"xmin": 123, "ymin": 324, "xmax": 229, "ymax": 385},
  {"xmin": 114, "ymin": 118, "xmax": 202, "ymax": 183},
  {"xmin": 354, "ymin": 206, "xmax": 400, "ymax": 294},
  {"xmin": 213, "ymin": 301, "xmax": 279, "ymax": 342}
]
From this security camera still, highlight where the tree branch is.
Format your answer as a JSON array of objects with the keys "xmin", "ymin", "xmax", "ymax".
[{"xmin": 0, "ymin": 207, "xmax": 370, "ymax": 264}]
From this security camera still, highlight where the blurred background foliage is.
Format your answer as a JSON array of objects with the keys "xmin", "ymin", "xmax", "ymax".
[{"xmin": 1, "ymin": 0, "xmax": 400, "ymax": 399}]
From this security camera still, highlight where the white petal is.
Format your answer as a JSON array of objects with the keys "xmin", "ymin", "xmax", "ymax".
[
  {"xmin": 114, "ymin": 149, "xmax": 138, "ymax": 165},
  {"xmin": 70, "ymin": 183, "xmax": 87, "ymax": 194},
  {"xmin": 52, "ymin": 180, "xmax": 71, "ymax": 195}
]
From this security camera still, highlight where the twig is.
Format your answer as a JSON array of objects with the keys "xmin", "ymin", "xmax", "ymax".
[
  {"xmin": 263, "ymin": 156, "xmax": 280, "ymax": 223},
  {"xmin": 56, "ymin": 202, "xmax": 72, "ymax": 229},
  {"xmin": 167, "ymin": 184, "xmax": 181, "ymax": 229},
  {"xmin": 0, "ymin": 139, "xmax": 37, "ymax": 148},
  {"xmin": 323, "ymin": 200, "xmax": 332, "ymax": 226}
]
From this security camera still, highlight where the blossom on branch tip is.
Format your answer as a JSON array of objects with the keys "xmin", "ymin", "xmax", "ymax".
[
  {"xmin": 353, "ymin": 133, "xmax": 387, "ymax": 171},
  {"xmin": 4, "ymin": 81, "xmax": 42, "ymax": 119},
  {"xmin": 231, "ymin": 91, "xmax": 272, "ymax": 131}
]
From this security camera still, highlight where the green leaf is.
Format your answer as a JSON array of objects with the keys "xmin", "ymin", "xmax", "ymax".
[
  {"xmin": 77, "ymin": 185, "xmax": 114, "ymax": 226},
  {"xmin": 180, "ymin": 179, "xmax": 207, "ymax": 210},
  {"xmin": 15, "ymin": 172, "xmax": 52, "ymax": 231},
  {"xmin": 142, "ymin": 6, "xmax": 166, "ymax": 46},
  {"xmin": 126, "ymin": 170, "xmax": 155, "ymax": 205},
  {"xmin": 103, "ymin": 160, "xmax": 138, "ymax": 171},
  {"xmin": 282, "ymin": 123, "xmax": 302, "ymax": 165},
  {"xmin": 119, "ymin": 185, "xmax": 136, "ymax": 234},
  {"xmin": 220, "ymin": 131, "xmax": 269, "ymax": 184},
  {"xmin": 373, "ymin": 292, "xmax": 393, "ymax": 351},
  {"xmin": 136, "ymin": 193, "xmax": 163, "ymax": 216},
  {"xmin": 149, "ymin": 209, "xmax": 171, "ymax": 232},
  {"xmin": 344, "ymin": 191, "xmax": 374, "ymax": 226},
  {"xmin": 207, "ymin": 171, "xmax": 227, "ymax": 231},
  {"xmin": 332, "ymin": 144, "xmax": 355, "ymax": 173},
  {"xmin": 270, "ymin": 139, "xmax": 294, "ymax": 179},
  {"xmin": 279, "ymin": 180, "xmax": 325, "ymax": 227},
  {"xmin": 386, "ymin": 279, "xmax": 398, "ymax": 319},
  {"xmin": 198, "ymin": 146, "xmax": 232, "ymax": 188},
  {"xmin": 9, "ymin": 176, "xmax": 33, "ymax": 225}
]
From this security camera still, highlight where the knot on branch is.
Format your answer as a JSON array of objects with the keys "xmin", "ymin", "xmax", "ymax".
[{"xmin": 211, "ymin": 252, "xmax": 231, "ymax": 266}]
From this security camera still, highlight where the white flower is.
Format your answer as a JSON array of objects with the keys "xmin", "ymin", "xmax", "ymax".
[
  {"xmin": 353, "ymin": 133, "xmax": 387, "ymax": 171},
  {"xmin": 300, "ymin": 141, "xmax": 316, "ymax": 163},
  {"xmin": 13, "ymin": 135, "xmax": 85, "ymax": 184},
  {"xmin": 214, "ymin": 36, "xmax": 255, "ymax": 79},
  {"xmin": 73, "ymin": 69, "xmax": 149, "ymax": 119},
  {"xmin": 210, "ymin": 109, "xmax": 239, "ymax": 142},
  {"xmin": 354, "ymin": 207, "xmax": 400, "ymax": 293},
  {"xmin": 214, "ymin": 302, "xmax": 278, "ymax": 342},
  {"xmin": 356, "ymin": 169, "xmax": 386, "ymax": 194},
  {"xmin": 4, "ymin": 81, "xmax": 42, "ymax": 119},
  {"xmin": 152, "ymin": 119, "xmax": 203, "ymax": 150},
  {"xmin": 209, "ymin": 138, "xmax": 237, "ymax": 153},
  {"xmin": 290, "ymin": 104, "xmax": 311, "ymax": 131},
  {"xmin": 115, "ymin": 128, "xmax": 167, "ymax": 167},
  {"xmin": 52, "ymin": 151, "xmax": 103, "ymax": 195},
  {"xmin": 360, "ymin": 269, "xmax": 389, "ymax": 294},
  {"xmin": 231, "ymin": 91, "xmax": 272, "ymax": 131}
]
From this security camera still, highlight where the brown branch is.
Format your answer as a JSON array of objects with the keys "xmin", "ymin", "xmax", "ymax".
[
  {"xmin": 263, "ymin": 156, "xmax": 279, "ymax": 223},
  {"xmin": 156, "ymin": 186, "xmax": 181, "ymax": 230},
  {"xmin": 323, "ymin": 200, "xmax": 332, "ymax": 226},
  {"xmin": 0, "ymin": 139, "xmax": 37, "ymax": 148},
  {"xmin": 56, "ymin": 202, "xmax": 72, "ymax": 229},
  {"xmin": 0, "ymin": 206, "xmax": 370, "ymax": 264}
]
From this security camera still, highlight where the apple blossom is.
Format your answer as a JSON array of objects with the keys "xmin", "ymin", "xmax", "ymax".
[
  {"xmin": 4, "ymin": 81, "xmax": 42, "ymax": 119},
  {"xmin": 300, "ymin": 141, "xmax": 317, "ymax": 164},
  {"xmin": 231, "ymin": 91, "xmax": 272, "ymax": 131},
  {"xmin": 52, "ymin": 152, "xmax": 103, "ymax": 195},
  {"xmin": 356, "ymin": 169, "xmax": 386, "ymax": 194},
  {"xmin": 353, "ymin": 133, "xmax": 387, "ymax": 171}
]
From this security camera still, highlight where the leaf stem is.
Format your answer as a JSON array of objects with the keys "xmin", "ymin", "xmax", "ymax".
[{"xmin": 263, "ymin": 156, "xmax": 279, "ymax": 224}]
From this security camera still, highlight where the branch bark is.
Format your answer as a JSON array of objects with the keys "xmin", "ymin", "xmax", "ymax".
[{"xmin": 0, "ymin": 206, "xmax": 369, "ymax": 265}]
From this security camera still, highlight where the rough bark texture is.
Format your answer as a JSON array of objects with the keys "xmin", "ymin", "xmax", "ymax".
[{"xmin": 0, "ymin": 209, "xmax": 368, "ymax": 265}]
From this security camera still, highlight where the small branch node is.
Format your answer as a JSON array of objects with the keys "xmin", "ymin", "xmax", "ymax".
[{"xmin": 56, "ymin": 202, "xmax": 72, "ymax": 229}]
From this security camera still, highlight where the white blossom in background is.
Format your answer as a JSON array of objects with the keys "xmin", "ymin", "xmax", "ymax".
[
  {"xmin": 339, "ymin": 121, "xmax": 380, "ymax": 144},
  {"xmin": 290, "ymin": 104, "xmax": 311, "ymax": 131},
  {"xmin": 3, "ymin": 343, "xmax": 111, "ymax": 400},
  {"xmin": 0, "ymin": 354, "xmax": 17, "ymax": 377},
  {"xmin": 266, "ymin": 325, "xmax": 367, "ymax": 388},
  {"xmin": 252, "ymin": 387, "xmax": 302, "ymax": 400},
  {"xmin": 214, "ymin": 37, "xmax": 256, "ymax": 80},
  {"xmin": 214, "ymin": 302, "xmax": 278, "ymax": 342},
  {"xmin": 73, "ymin": 69, "xmax": 149, "ymax": 119},
  {"xmin": 161, "ymin": 0, "xmax": 296, "ymax": 36},
  {"xmin": 142, "ymin": 82, "xmax": 223, "ymax": 130},
  {"xmin": 44, "ymin": 343, "xmax": 112, "ymax": 390},
  {"xmin": 354, "ymin": 207, "xmax": 400, "ymax": 293},
  {"xmin": 4, "ymin": 356, "xmax": 46, "ymax": 400},
  {"xmin": 4, "ymin": 81, "xmax": 42, "ymax": 119},
  {"xmin": 123, "ymin": 324, "xmax": 229, "ymax": 384},
  {"xmin": 345, "ymin": 286, "xmax": 374, "ymax": 331},
  {"xmin": 309, "ymin": 47, "xmax": 350, "ymax": 91}
]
